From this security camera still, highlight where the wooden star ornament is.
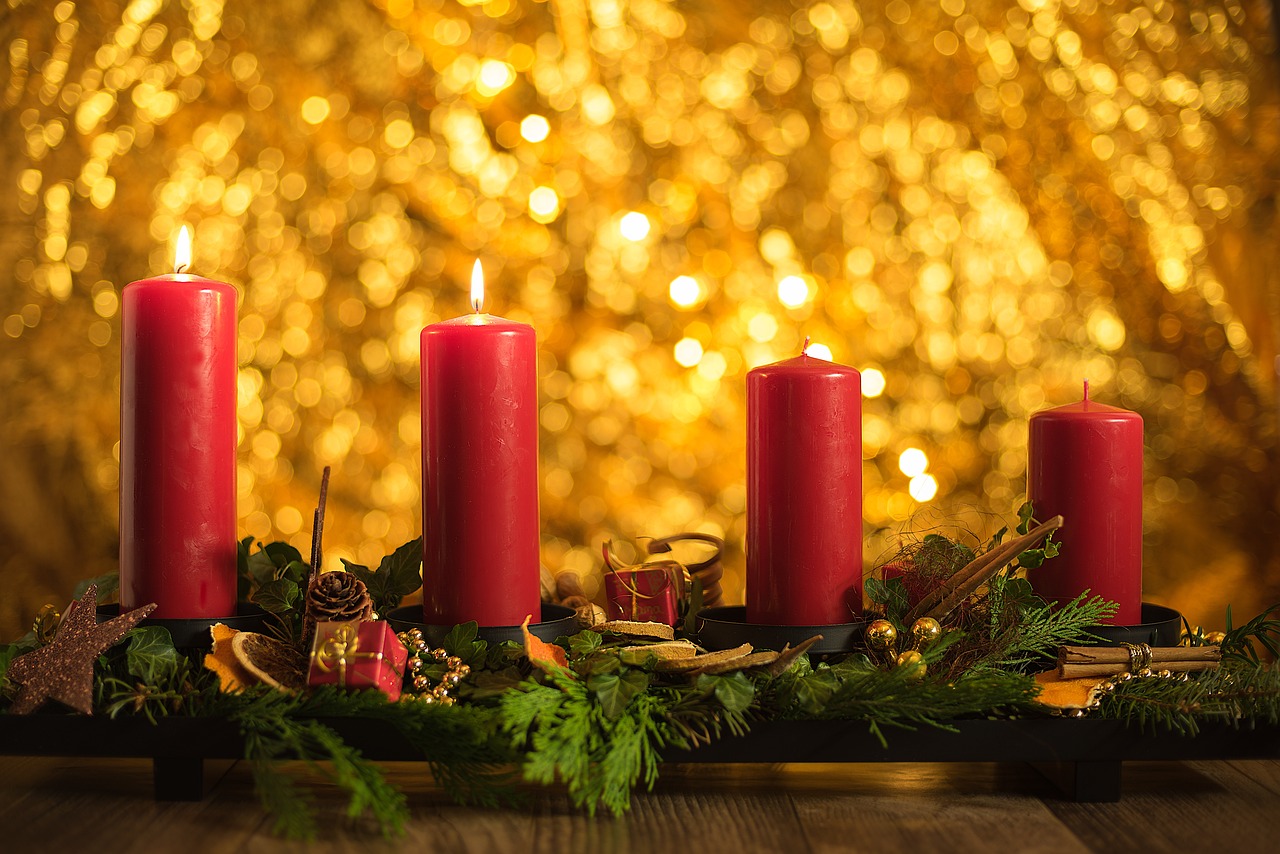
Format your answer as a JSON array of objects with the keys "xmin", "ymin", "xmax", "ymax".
[{"xmin": 6, "ymin": 585, "xmax": 156, "ymax": 715}]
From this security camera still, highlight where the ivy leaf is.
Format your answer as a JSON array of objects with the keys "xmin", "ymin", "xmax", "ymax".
[
  {"xmin": 1016, "ymin": 502, "xmax": 1036, "ymax": 535},
  {"xmin": 125, "ymin": 626, "xmax": 179, "ymax": 683},
  {"xmin": 589, "ymin": 668, "xmax": 649, "ymax": 719},
  {"xmin": 246, "ymin": 544, "xmax": 279, "ymax": 587},
  {"xmin": 73, "ymin": 572, "xmax": 119, "ymax": 604},
  {"xmin": 793, "ymin": 671, "xmax": 837, "ymax": 714},
  {"xmin": 444, "ymin": 621, "xmax": 493, "ymax": 668},
  {"xmin": 486, "ymin": 640, "xmax": 525, "ymax": 670},
  {"xmin": 254, "ymin": 579, "xmax": 302, "ymax": 613},
  {"xmin": 568, "ymin": 631, "xmax": 603, "ymax": 659},
  {"xmin": 282, "ymin": 560, "xmax": 309, "ymax": 586},
  {"xmin": 580, "ymin": 652, "xmax": 621, "ymax": 677},
  {"xmin": 343, "ymin": 538, "xmax": 423, "ymax": 615},
  {"xmin": 864, "ymin": 576, "xmax": 909, "ymax": 624},
  {"xmin": 264, "ymin": 542, "xmax": 303, "ymax": 569},
  {"xmin": 1017, "ymin": 535, "xmax": 1061, "ymax": 571},
  {"xmin": 712, "ymin": 672, "xmax": 754, "ymax": 713},
  {"xmin": 443, "ymin": 621, "xmax": 479, "ymax": 656}
]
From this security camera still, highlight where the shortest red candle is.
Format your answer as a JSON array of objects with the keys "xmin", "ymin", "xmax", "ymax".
[
  {"xmin": 1027, "ymin": 382, "xmax": 1143, "ymax": 625},
  {"xmin": 120, "ymin": 227, "xmax": 238, "ymax": 618}
]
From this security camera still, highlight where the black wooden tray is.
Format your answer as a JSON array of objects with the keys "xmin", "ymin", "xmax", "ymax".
[{"xmin": 2, "ymin": 714, "xmax": 1276, "ymax": 806}]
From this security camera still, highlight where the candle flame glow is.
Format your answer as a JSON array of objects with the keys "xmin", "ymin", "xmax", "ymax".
[
  {"xmin": 470, "ymin": 258, "xmax": 484, "ymax": 313},
  {"xmin": 173, "ymin": 226, "xmax": 192, "ymax": 274}
]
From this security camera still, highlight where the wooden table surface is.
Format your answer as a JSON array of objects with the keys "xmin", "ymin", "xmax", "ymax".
[{"xmin": 3, "ymin": 756, "xmax": 1279, "ymax": 853}]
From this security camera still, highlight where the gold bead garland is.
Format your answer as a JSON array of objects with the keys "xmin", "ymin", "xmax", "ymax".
[{"xmin": 397, "ymin": 628, "xmax": 471, "ymax": 706}]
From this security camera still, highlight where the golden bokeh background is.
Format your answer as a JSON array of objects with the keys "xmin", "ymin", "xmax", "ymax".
[{"xmin": 2, "ymin": 0, "xmax": 1278, "ymax": 639}]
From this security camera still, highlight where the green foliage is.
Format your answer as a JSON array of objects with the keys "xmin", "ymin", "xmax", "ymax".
[
  {"xmin": 968, "ymin": 584, "xmax": 1115, "ymax": 672},
  {"xmin": 123, "ymin": 626, "xmax": 181, "ymax": 684},
  {"xmin": 1098, "ymin": 660, "xmax": 1280, "ymax": 736},
  {"xmin": 239, "ymin": 539, "xmax": 309, "ymax": 645},
  {"xmin": 73, "ymin": 572, "xmax": 119, "ymax": 603},
  {"xmin": 500, "ymin": 667, "xmax": 666, "ymax": 816},
  {"xmin": 1220, "ymin": 603, "xmax": 1280, "ymax": 664},
  {"xmin": 764, "ymin": 654, "xmax": 1040, "ymax": 746},
  {"xmin": 1008, "ymin": 501, "xmax": 1061, "ymax": 570},
  {"xmin": 97, "ymin": 628, "xmax": 211, "ymax": 723},
  {"xmin": 342, "ymin": 536, "xmax": 424, "ymax": 616},
  {"xmin": 864, "ymin": 576, "xmax": 910, "ymax": 626},
  {"xmin": 918, "ymin": 534, "xmax": 975, "ymax": 573},
  {"xmin": 229, "ymin": 688, "xmax": 409, "ymax": 840}
]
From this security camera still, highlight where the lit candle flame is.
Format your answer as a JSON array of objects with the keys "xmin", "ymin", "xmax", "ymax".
[
  {"xmin": 173, "ymin": 226, "xmax": 192, "ymax": 275},
  {"xmin": 470, "ymin": 258, "xmax": 484, "ymax": 313}
]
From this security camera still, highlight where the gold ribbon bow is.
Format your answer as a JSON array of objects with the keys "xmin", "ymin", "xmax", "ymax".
[{"xmin": 314, "ymin": 623, "xmax": 378, "ymax": 686}]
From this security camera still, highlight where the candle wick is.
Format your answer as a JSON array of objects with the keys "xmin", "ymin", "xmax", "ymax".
[
  {"xmin": 801, "ymin": 335, "xmax": 811, "ymax": 356},
  {"xmin": 1083, "ymin": 379, "xmax": 1090, "ymax": 402},
  {"xmin": 174, "ymin": 262, "xmax": 188, "ymax": 275}
]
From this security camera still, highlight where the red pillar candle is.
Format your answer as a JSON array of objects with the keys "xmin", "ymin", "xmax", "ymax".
[
  {"xmin": 420, "ymin": 261, "xmax": 540, "ymax": 627},
  {"xmin": 120, "ymin": 227, "xmax": 237, "ymax": 618},
  {"xmin": 747, "ymin": 344, "xmax": 863, "ymax": 625},
  {"xmin": 1027, "ymin": 382, "xmax": 1143, "ymax": 624}
]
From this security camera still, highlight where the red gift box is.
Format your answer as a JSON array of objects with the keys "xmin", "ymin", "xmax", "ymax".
[
  {"xmin": 604, "ymin": 564, "xmax": 682, "ymax": 625},
  {"xmin": 307, "ymin": 620, "xmax": 408, "ymax": 701}
]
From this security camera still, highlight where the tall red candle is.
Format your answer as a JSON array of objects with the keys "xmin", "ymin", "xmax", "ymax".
[
  {"xmin": 420, "ymin": 262, "xmax": 540, "ymax": 627},
  {"xmin": 747, "ymin": 347, "xmax": 863, "ymax": 625},
  {"xmin": 120, "ymin": 228, "xmax": 237, "ymax": 618},
  {"xmin": 1027, "ymin": 383, "xmax": 1143, "ymax": 624}
]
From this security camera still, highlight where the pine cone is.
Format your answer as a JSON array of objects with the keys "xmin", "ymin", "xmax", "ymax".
[{"xmin": 306, "ymin": 571, "xmax": 375, "ymax": 624}]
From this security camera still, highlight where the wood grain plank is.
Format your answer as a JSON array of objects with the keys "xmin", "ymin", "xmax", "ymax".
[
  {"xmin": 0, "ymin": 756, "xmax": 259, "ymax": 853},
  {"xmin": 531, "ymin": 767, "xmax": 810, "ymax": 854},
  {"xmin": 1045, "ymin": 760, "xmax": 1280, "ymax": 851},
  {"xmin": 1227, "ymin": 759, "xmax": 1280, "ymax": 797},
  {"xmin": 781, "ymin": 762, "xmax": 1091, "ymax": 854}
]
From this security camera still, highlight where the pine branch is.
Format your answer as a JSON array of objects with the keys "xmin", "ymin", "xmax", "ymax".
[{"xmin": 1098, "ymin": 661, "xmax": 1280, "ymax": 735}]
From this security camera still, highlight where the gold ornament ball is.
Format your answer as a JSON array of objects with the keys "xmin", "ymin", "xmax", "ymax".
[
  {"xmin": 1204, "ymin": 631, "xmax": 1227, "ymax": 645},
  {"xmin": 895, "ymin": 650, "xmax": 926, "ymax": 679},
  {"xmin": 866, "ymin": 619, "xmax": 898, "ymax": 652},
  {"xmin": 910, "ymin": 617, "xmax": 942, "ymax": 649}
]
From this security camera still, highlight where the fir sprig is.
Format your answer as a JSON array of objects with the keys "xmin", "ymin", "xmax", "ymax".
[
  {"xmin": 222, "ymin": 687, "xmax": 409, "ymax": 840},
  {"xmin": 1098, "ymin": 660, "xmax": 1280, "ymax": 735},
  {"xmin": 764, "ymin": 654, "xmax": 1040, "ymax": 745},
  {"xmin": 1220, "ymin": 603, "xmax": 1280, "ymax": 664}
]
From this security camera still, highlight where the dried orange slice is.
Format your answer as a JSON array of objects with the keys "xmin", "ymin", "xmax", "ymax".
[
  {"xmin": 232, "ymin": 631, "xmax": 307, "ymax": 691},
  {"xmin": 203, "ymin": 623, "xmax": 254, "ymax": 693}
]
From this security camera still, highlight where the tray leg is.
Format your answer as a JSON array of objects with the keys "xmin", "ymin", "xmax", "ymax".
[
  {"xmin": 153, "ymin": 756, "xmax": 205, "ymax": 801},
  {"xmin": 1029, "ymin": 760, "xmax": 1122, "ymax": 802}
]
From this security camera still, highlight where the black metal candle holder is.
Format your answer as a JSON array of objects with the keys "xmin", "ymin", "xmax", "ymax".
[
  {"xmin": 695, "ymin": 605, "xmax": 865, "ymax": 656},
  {"xmin": 96, "ymin": 602, "xmax": 269, "ymax": 650},
  {"xmin": 385, "ymin": 603, "xmax": 576, "ymax": 645},
  {"xmin": 1078, "ymin": 602, "xmax": 1183, "ymax": 647}
]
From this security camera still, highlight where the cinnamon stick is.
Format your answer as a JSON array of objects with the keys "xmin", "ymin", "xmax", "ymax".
[
  {"xmin": 1057, "ymin": 644, "xmax": 1220, "ymax": 679},
  {"xmin": 905, "ymin": 515, "xmax": 1064, "ymax": 623}
]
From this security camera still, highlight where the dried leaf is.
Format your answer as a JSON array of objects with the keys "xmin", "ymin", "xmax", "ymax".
[{"xmin": 522, "ymin": 615, "xmax": 569, "ymax": 673}]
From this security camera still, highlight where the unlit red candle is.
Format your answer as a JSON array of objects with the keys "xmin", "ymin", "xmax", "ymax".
[
  {"xmin": 747, "ymin": 346, "xmax": 863, "ymax": 625},
  {"xmin": 420, "ymin": 261, "xmax": 540, "ymax": 627},
  {"xmin": 1027, "ymin": 382, "xmax": 1143, "ymax": 625},
  {"xmin": 119, "ymin": 228, "xmax": 238, "ymax": 618}
]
